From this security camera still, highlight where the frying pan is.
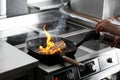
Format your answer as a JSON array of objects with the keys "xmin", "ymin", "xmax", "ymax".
[{"xmin": 26, "ymin": 30, "xmax": 100, "ymax": 66}]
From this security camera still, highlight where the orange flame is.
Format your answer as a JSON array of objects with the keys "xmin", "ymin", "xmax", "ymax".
[{"xmin": 39, "ymin": 24, "xmax": 62, "ymax": 54}]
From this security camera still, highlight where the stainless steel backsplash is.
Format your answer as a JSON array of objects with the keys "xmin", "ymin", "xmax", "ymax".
[{"xmin": 70, "ymin": 0, "xmax": 120, "ymax": 19}]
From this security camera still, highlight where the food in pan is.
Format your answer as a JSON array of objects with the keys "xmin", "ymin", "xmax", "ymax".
[{"xmin": 39, "ymin": 40, "xmax": 66, "ymax": 54}]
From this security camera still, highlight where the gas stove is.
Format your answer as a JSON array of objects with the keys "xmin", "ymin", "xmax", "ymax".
[{"xmin": 2, "ymin": 16, "xmax": 120, "ymax": 80}]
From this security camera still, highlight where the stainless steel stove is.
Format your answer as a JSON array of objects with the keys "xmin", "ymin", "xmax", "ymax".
[
  {"xmin": 1, "ymin": 10, "xmax": 120, "ymax": 80},
  {"xmin": 0, "ymin": 0, "xmax": 119, "ymax": 78}
]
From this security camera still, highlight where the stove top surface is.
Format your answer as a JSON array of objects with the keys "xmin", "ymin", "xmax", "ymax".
[{"xmin": 2, "ymin": 20, "xmax": 110, "ymax": 68}]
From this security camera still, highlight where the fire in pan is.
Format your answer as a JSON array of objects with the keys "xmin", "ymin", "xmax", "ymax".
[{"xmin": 26, "ymin": 24, "xmax": 100, "ymax": 66}]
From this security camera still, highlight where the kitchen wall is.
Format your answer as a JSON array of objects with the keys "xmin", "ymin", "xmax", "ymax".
[
  {"xmin": 102, "ymin": 0, "xmax": 120, "ymax": 19},
  {"xmin": 70, "ymin": 0, "xmax": 104, "ymax": 19},
  {"xmin": 70, "ymin": 0, "xmax": 120, "ymax": 19}
]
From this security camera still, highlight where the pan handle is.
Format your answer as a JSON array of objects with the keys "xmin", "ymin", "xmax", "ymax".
[
  {"xmin": 76, "ymin": 30, "xmax": 100, "ymax": 47},
  {"xmin": 62, "ymin": 55, "xmax": 81, "ymax": 66}
]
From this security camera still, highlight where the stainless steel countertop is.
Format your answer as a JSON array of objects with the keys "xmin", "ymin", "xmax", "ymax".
[{"xmin": 0, "ymin": 40, "xmax": 39, "ymax": 79}]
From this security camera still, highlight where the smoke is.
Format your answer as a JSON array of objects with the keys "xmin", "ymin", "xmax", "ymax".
[
  {"xmin": 53, "ymin": 1, "xmax": 70, "ymax": 35},
  {"xmin": 53, "ymin": 14, "xmax": 68, "ymax": 35}
]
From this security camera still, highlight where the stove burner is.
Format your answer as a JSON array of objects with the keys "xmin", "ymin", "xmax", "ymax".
[
  {"xmin": 7, "ymin": 33, "xmax": 27, "ymax": 46},
  {"xmin": 6, "ymin": 31, "xmax": 39, "ymax": 46}
]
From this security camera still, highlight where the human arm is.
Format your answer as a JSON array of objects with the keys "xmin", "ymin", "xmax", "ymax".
[
  {"xmin": 95, "ymin": 20, "xmax": 120, "ymax": 36},
  {"xmin": 95, "ymin": 20, "xmax": 120, "ymax": 47}
]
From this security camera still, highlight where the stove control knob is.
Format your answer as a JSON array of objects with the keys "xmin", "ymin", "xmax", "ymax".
[
  {"xmin": 67, "ymin": 72, "xmax": 74, "ymax": 80},
  {"xmin": 88, "ymin": 63, "xmax": 96, "ymax": 72},
  {"xmin": 107, "ymin": 58, "xmax": 113, "ymax": 63},
  {"xmin": 80, "ymin": 64, "xmax": 86, "ymax": 72}
]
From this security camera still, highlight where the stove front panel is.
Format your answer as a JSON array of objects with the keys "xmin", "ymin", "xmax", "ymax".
[{"xmin": 45, "ymin": 58, "xmax": 100, "ymax": 80}]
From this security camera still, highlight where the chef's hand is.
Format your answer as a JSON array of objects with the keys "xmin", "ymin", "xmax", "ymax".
[
  {"xmin": 95, "ymin": 20, "xmax": 120, "ymax": 47},
  {"xmin": 95, "ymin": 20, "xmax": 118, "ymax": 34}
]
